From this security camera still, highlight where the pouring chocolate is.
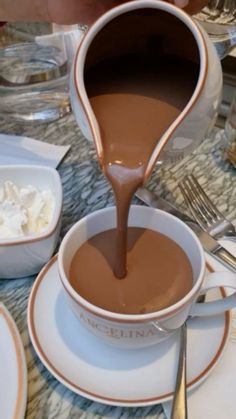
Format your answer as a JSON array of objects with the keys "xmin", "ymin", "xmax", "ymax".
[{"xmin": 71, "ymin": 0, "xmax": 222, "ymax": 279}]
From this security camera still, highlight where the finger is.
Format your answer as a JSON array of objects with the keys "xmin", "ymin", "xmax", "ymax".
[{"xmin": 174, "ymin": 0, "xmax": 189, "ymax": 7}]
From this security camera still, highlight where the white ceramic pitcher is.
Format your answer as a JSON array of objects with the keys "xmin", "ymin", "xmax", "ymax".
[{"xmin": 70, "ymin": 0, "xmax": 222, "ymax": 175}]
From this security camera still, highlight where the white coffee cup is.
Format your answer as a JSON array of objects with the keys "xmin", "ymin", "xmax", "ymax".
[{"xmin": 58, "ymin": 205, "xmax": 236, "ymax": 349}]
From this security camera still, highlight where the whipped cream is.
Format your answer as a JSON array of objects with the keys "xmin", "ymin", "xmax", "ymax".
[{"xmin": 0, "ymin": 181, "xmax": 55, "ymax": 239}]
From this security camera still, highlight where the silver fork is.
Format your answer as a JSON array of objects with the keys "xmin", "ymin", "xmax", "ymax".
[{"xmin": 178, "ymin": 174, "xmax": 236, "ymax": 242}]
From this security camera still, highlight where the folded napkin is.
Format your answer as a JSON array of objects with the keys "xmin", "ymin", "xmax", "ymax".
[
  {"xmin": 0, "ymin": 133, "xmax": 70, "ymax": 167},
  {"xmin": 36, "ymin": 26, "xmax": 84, "ymax": 68},
  {"xmin": 163, "ymin": 240, "xmax": 236, "ymax": 419}
]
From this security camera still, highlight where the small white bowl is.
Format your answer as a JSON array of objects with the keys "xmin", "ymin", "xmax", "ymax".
[{"xmin": 0, "ymin": 165, "xmax": 62, "ymax": 279}]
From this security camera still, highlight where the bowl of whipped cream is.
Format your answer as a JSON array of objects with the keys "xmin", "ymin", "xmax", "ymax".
[{"xmin": 0, "ymin": 165, "xmax": 62, "ymax": 278}]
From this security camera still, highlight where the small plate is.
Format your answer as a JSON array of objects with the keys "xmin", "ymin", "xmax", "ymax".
[
  {"xmin": 0, "ymin": 303, "xmax": 27, "ymax": 419},
  {"xmin": 27, "ymin": 255, "xmax": 230, "ymax": 407}
]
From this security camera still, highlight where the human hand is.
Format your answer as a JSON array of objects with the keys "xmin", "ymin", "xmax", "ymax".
[
  {"xmin": 48, "ymin": 0, "xmax": 209, "ymax": 24},
  {"xmin": 0, "ymin": 0, "xmax": 128, "ymax": 25},
  {"xmin": 47, "ymin": 0, "xmax": 129, "ymax": 25},
  {"xmin": 0, "ymin": 0, "xmax": 209, "ymax": 25}
]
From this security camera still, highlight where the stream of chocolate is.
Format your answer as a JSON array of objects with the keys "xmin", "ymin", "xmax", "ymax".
[{"xmin": 86, "ymin": 53, "xmax": 198, "ymax": 278}]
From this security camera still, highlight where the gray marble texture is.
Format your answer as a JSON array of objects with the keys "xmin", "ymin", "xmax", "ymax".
[{"xmin": 0, "ymin": 111, "xmax": 235, "ymax": 419}]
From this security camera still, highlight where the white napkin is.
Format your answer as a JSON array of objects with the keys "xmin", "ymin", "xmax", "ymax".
[
  {"xmin": 163, "ymin": 240, "xmax": 236, "ymax": 419},
  {"xmin": 36, "ymin": 26, "xmax": 84, "ymax": 68},
  {"xmin": 0, "ymin": 133, "xmax": 70, "ymax": 168}
]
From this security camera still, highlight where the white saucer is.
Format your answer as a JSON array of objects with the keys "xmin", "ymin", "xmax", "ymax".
[
  {"xmin": 27, "ymin": 255, "xmax": 230, "ymax": 407},
  {"xmin": 0, "ymin": 303, "xmax": 27, "ymax": 419}
]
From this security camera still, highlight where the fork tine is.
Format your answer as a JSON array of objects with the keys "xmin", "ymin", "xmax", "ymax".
[
  {"xmin": 181, "ymin": 176, "xmax": 213, "ymax": 226},
  {"xmin": 180, "ymin": 176, "xmax": 220, "ymax": 228},
  {"xmin": 180, "ymin": 177, "xmax": 213, "ymax": 226},
  {"xmin": 186, "ymin": 175, "xmax": 217, "ymax": 220},
  {"xmin": 179, "ymin": 174, "xmax": 236, "ymax": 240},
  {"xmin": 186, "ymin": 175, "xmax": 223, "ymax": 221},
  {"xmin": 178, "ymin": 181, "xmax": 208, "ymax": 230}
]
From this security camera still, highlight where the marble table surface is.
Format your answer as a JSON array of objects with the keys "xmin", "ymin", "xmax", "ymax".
[{"xmin": 0, "ymin": 112, "xmax": 235, "ymax": 419}]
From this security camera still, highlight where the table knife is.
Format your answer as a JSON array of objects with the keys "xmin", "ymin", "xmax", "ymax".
[{"xmin": 135, "ymin": 187, "xmax": 236, "ymax": 273}]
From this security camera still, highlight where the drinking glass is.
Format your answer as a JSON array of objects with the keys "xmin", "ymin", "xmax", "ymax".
[
  {"xmin": 193, "ymin": 0, "xmax": 236, "ymax": 59},
  {"xmin": 0, "ymin": 36, "xmax": 71, "ymax": 124}
]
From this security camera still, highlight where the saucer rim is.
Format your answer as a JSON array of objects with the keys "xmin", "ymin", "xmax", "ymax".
[
  {"xmin": 27, "ymin": 254, "xmax": 230, "ymax": 407},
  {"xmin": 0, "ymin": 303, "xmax": 27, "ymax": 419}
]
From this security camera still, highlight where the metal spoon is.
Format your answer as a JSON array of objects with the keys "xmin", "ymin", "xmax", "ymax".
[{"xmin": 170, "ymin": 322, "xmax": 188, "ymax": 419}]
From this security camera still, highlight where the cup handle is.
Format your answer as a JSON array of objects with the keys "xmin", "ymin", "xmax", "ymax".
[{"xmin": 190, "ymin": 272, "xmax": 236, "ymax": 317}]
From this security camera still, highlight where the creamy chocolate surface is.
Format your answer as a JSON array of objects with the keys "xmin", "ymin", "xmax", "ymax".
[{"xmin": 69, "ymin": 228, "xmax": 193, "ymax": 314}]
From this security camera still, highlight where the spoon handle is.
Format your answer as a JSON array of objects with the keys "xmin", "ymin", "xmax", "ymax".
[{"xmin": 170, "ymin": 322, "xmax": 188, "ymax": 419}]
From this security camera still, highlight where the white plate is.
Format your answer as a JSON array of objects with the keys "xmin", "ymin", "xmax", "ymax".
[
  {"xmin": 27, "ymin": 255, "xmax": 230, "ymax": 407},
  {"xmin": 0, "ymin": 303, "xmax": 27, "ymax": 419},
  {"xmin": 163, "ymin": 242, "xmax": 236, "ymax": 419}
]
